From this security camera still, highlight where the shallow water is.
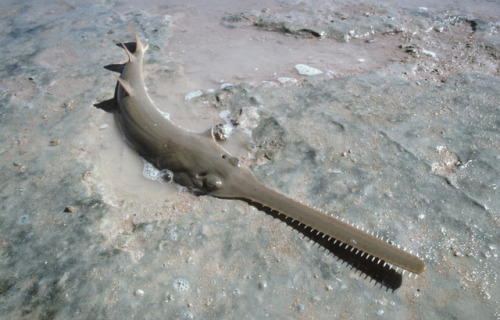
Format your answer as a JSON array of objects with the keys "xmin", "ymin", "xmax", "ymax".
[{"xmin": 0, "ymin": 0, "xmax": 499, "ymax": 319}]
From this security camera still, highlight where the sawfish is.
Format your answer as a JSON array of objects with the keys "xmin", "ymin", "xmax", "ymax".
[{"xmin": 95, "ymin": 23, "xmax": 425, "ymax": 275}]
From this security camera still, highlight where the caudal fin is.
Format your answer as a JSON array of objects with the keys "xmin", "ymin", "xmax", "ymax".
[
  {"xmin": 114, "ymin": 23, "xmax": 148, "ymax": 63},
  {"xmin": 127, "ymin": 22, "xmax": 148, "ymax": 53}
]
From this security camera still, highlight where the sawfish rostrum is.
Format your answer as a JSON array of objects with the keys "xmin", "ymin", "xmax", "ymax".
[{"xmin": 95, "ymin": 24, "xmax": 425, "ymax": 275}]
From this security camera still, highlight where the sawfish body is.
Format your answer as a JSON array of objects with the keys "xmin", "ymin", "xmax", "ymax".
[{"xmin": 95, "ymin": 24, "xmax": 425, "ymax": 275}]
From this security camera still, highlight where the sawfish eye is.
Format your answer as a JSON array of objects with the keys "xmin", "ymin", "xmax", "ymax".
[
  {"xmin": 204, "ymin": 174, "xmax": 222, "ymax": 190},
  {"xmin": 159, "ymin": 170, "xmax": 173, "ymax": 183}
]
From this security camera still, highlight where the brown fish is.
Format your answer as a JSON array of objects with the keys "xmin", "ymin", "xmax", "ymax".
[{"xmin": 95, "ymin": 23, "xmax": 425, "ymax": 275}]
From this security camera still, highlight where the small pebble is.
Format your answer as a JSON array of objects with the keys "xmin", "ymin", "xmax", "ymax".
[
  {"xmin": 295, "ymin": 64, "xmax": 323, "ymax": 76},
  {"xmin": 13, "ymin": 162, "xmax": 26, "ymax": 172},
  {"xmin": 258, "ymin": 280, "xmax": 267, "ymax": 290},
  {"xmin": 277, "ymin": 77, "xmax": 298, "ymax": 84},
  {"xmin": 184, "ymin": 90, "xmax": 203, "ymax": 100},
  {"xmin": 64, "ymin": 206, "xmax": 75, "ymax": 213},
  {"xmin": 220, "ymin": 83, "xmax": 234, "ymax": 89},
  {"xmin": 134, "ymin": 289, "xmax": 144, "ymax": 297}
]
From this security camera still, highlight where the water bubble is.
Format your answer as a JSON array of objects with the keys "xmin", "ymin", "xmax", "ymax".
[
  {"xmin": 16, "ymin": 215, "xmax": 30, "ymax": 225},
  {"xmin": 135, "ymin": 251, "xmax": 144, "ymax": 261},
  {"xmin": 173, "ymin": 278, "xmax": 190, "ymax": 292},
  {"xmin": 142, "ymin": 159, "xmax": 173, "ymax": 183},
  {"xmin": 159, "ymin": 110, "xmax": 171, "ymax": 120}
]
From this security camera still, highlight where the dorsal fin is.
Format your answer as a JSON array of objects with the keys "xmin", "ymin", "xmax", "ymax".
[{"xmin": 113, "ymin": 74, "xmax": 133, "ymax": 96}]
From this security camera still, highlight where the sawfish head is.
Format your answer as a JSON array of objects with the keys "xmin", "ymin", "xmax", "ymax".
[{"xmin": 161, "ymin": 127, "xmax": 262, "ymax": 199}]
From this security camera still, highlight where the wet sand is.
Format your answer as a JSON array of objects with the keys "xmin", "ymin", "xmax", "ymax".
[{"xmin": 0, "ymin": 0, "xmax": 499, "ymax": 319}]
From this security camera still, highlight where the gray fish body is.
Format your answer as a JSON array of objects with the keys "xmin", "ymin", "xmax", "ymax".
[{"xmin": 95, "ymin": 24, "xmax": 425, "ymax": 275}]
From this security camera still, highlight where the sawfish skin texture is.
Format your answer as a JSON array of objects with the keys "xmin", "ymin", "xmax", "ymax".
[{"xmin": 95, "ymin": 23, "xmax": 425, "ymax": 275}]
